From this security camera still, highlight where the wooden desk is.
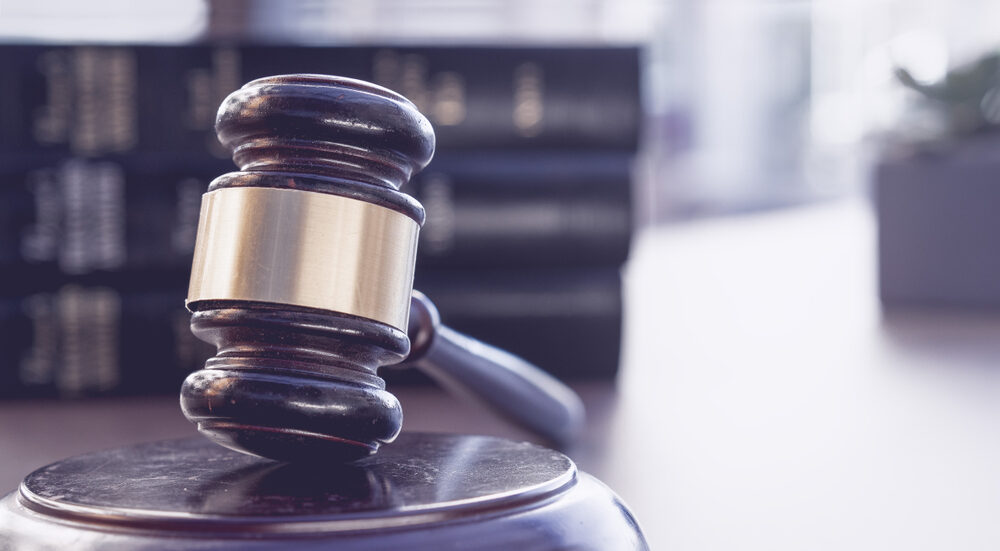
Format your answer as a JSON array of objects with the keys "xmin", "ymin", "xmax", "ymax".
[{"xmin": 4, "ymin": 199, "xmax": 1000, "ymax": 550}]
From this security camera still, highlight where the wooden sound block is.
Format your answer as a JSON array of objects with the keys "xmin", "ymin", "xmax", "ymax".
[{"xmin": 0, "ymin": 433, "xmax": 647, "ymax": 550}]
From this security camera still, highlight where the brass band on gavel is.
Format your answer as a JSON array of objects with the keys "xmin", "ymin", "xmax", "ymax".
[{"xmin": 187, "ymin": 186, "xmax": 420, "ymax": 332}]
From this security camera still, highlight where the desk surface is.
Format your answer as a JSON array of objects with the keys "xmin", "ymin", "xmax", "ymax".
[{"xmin": 4, "ymin": 199, "xmax": 1000, "ymax": 550}]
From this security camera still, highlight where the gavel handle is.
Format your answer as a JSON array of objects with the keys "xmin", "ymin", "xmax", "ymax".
[{"xmin": 406, "ymin": 291, "xmax": 585, "ymax": 448}]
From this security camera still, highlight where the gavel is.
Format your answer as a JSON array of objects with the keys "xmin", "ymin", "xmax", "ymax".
[{"xmin": 180, "ymin": 74, "xmax": 585, "ymax": 462}]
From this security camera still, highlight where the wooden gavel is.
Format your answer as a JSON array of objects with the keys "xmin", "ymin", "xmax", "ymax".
[{"xmin": 180, "ymin": 75, "xmax": 584, "ymax": 462}]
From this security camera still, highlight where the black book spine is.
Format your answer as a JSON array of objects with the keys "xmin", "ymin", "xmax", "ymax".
[
  {"xmin": 0, "ymin": 286, "xmax": 212, "ymax": 399},
  {"xmin": 414, "ymin": 152, "xmax": 633, "ymax": 268},
  {"xmin": 0, "ymin": 156, "xmax": 228, "ymax": 293},
  {"xmin": 1, "ymin": 154, "xmax": 632, "ymax": 283},
  {"xmin": 412, "ymin": 268, "xmax": 623, "ymax": 380},
  {"xmin": 1, "ymin": 44, "xmax": 640, "ymax": 155},
  {"xmin": 0, "ymin": 269, "xmax": 620, "ymax": 399}
]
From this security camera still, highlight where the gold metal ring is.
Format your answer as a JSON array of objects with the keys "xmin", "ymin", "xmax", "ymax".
[{"xmin": 187, "ymin": 186, "xmax": 419, "ymax": 331}]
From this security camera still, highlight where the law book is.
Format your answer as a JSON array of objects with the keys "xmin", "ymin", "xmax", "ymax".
[
  {"xmin": 0, "ymin": 44, "xmax": 635, "ymax": 398},
  {"xmin": 1, "ymin": 153, "xmax": 632, "ymax": 291},
  {"xmin": 0, "ymin": 269, "xmax": 621, "ymax": 399},
  {"xmin": 413, "ymin": 268, "xmax": 623, "ymax": 380},
  {"xmin": 0, "ymin": 156, "xmax": 227, "ymax": 294},
  {"xmin": 414, "ymin": 152, "xmax": 632, "ymax": 268},
  {"xmin": 0, "ymin": 44, "xmax": 640, "ymax": 157},
  {"xmin": 0, "ymin": 286, "xmax": 211, "ymax": 400}
]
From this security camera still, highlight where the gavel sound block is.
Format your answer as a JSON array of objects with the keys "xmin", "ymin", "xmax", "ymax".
[
  {"xmin": 180, "ymin": 75, "xmax": 584, "ymax": 462},
  {"xmin": 0, "ymin": 434, "xmax": 647, "ymax": 550}
]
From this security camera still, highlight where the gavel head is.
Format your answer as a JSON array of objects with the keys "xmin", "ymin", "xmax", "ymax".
[{"xmin": 180, "ymin": 75, "xmax": 434, "ymax": 462}]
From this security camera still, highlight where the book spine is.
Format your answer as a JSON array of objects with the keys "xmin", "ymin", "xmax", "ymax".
[
  {"xmin": 1, "ymin": 44, "xmax": 640, "ymax": 156},
  {"xmin": 0, "ymin": 157, "xmax": 227, "ymax": 293},
  {"xmin": 0, "ymin": 269, "xmax": 620, "ymax": 398},
  {"xmin": 413, "ymin": 153, "xmax": 633, "ymax": 268},
  {"xmin": 1, "ymin": 154, "xmax": 631, "ymax": 283},
  {"xmin": 0, "ymin": 286, "xmax": 212, "ymax": 399},
  {"xmin": 413, "ymin": 268, "xmax": 623, "ymax": 380}
]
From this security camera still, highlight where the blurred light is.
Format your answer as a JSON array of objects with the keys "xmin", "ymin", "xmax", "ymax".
[
  {"xmin": 0, "ymin": 0, "xmax": 207, "ymax": 43},
  {"xmin": 237, "ymin": 0, "xmax": 665, "ymax": 44}
]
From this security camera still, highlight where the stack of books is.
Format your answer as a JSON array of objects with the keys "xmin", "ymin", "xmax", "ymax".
[{"xmin": 0, "ymin": 44, "xmax": 640, "ymax": 398}]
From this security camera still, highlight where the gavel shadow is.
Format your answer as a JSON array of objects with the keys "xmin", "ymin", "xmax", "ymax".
[
  {"xmin": 179, "ymin": 433, "xmax": 513, "ymax": 522},
  {"xmin": 185, "ymin": 460, "xmax": 397, "ymax": 518}
]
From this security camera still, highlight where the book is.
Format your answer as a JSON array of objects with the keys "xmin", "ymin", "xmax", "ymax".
[
  {"xmin": 0, "ymin": 44, "xmax": 641, "ymax": 156},
  {"xmin": 1, "ymin": 153, "xmax": 632, "ymax": 289},
  {"xmin": 0, "ymin": 43, "xmax": 637, "ymax": 397},
  {"xmin": 0, "ymin": 286, "xmax": 211, "ymax": 399},
  {"xmin": 413, "ymin": 268, "xmax": 623, "ymax": 380},
  {"xmin": 0, "ymin": 156, "xmax": 226, "ymax": 294},
  {"xmin": 415, "ymin": 152, "xmax": 633, "ymax": 268},
  {"xmin": 0, "ymin": 269, "xmax": 621, "ymax": 398}
]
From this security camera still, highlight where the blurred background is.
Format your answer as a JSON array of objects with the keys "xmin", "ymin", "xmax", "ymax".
[{"xmin": 3, "ymin": 1, "xmax": 1000, "ymax": 549}]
